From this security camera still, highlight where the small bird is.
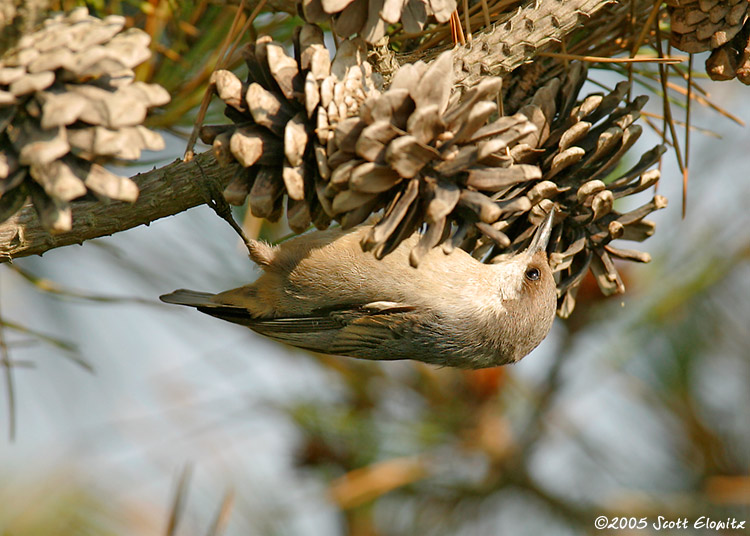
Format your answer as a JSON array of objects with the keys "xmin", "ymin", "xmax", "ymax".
[{"xmin": 160, "ymin": 210, "xmax": 557, "ymax": 369}]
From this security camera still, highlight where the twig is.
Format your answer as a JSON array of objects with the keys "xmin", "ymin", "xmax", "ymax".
[{"xmin": 0, "ymin": 151, "xmax": 237, "ymax": 263}]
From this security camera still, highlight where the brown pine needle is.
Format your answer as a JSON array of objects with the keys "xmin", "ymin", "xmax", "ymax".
[
  {"xmin": 214, "ymin": 1, "xmax": 249, "ymax": 74},
  {"xmin": 225, "ymin": 0, "xmax": 267, "ymax": 65},
  {"xmin": 189, "ymin": 0, "xmax": 211, "ymax": 26},
  {"xmin": 641, "ymin": 115, "xmax": 668, "ymax": 143},
  {"xmin": 641, "ymin": 111, "xmax": 721, "ymax": 138},
  {"xmin": 462, "ymin": 0, "xmax": 472, "ymax": 40},
  {"xmin": 655, "ymin": 23, "xmax": 685, "ymax": 175},
  {"xmin": 205, "ymin": 489, "xmax": 235, "ymax": 536},
  {"xmin": 166, "ymin": 464, "xmax": 193, "ymax": 536},
  {"xmin": 669, "ymin": 63, "xmax": 712, "ymax": 98},
  {"xmin": 665, "ymin": 80, "xmax": 744, "ymax": 127},
  {"xmin": 415, "ymin": 31, "xmax": 447, "ymax": 52},
  {"xmin": 538, "ymin": 52, "xmax": 685, "ymax": 64},
  {"xmin": 625, "ymin": 66, "xmax": 745, "ymax": 126},
  {"xmin": 153, "ymin": 42, "xmax": 183, "ymax": 63},
  {"xmin": 481, "ymin": 0, "xmax": 491, "ymax": 28},
  {"xmin": 630, "ymin": 0, "xmax": 661, "ymax": 56},
  {"xmin": 184, "ymin": 0, "xmax": 248, "ymax": 161},
  {"xmin": 329, "ymin": 456, "xmax": 429, "ymax": 509},
  {"xmin": 683, "ymin": 54, "xmax": 693, "ymax": 219},
  {"xmin": 10, "ymin": 265, "xmax": 159, "ymax": 305},
  {"xmin": 625, "ymin": 0, "xmax": 639, "ymax": 102},
  {"xmin": 451, "ymin": 11, "xmax": 466, "ymax": 45},
  {"xmin": 1, "ymin": 318, "xmax": 88, "ymax": 369},
  {"xmin": 410, "ymin": 0, "xmax": 517, "ymax": 46}
]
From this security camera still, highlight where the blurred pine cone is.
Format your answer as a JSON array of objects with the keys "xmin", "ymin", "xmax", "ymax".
[
  {"xmin": 299, "ymin": 0, "xmax": 456, "ymax": 43},
  {"xmin": 0, "ymin": 7, "xmax": 169, "ymax": 232},
  {"xmin": 205, "ymin": 24, "xmax": 667, "ymax": 315}
]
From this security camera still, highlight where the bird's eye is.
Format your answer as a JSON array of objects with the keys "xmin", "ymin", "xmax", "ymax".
[{"xmin": 525, "ymin": 267, "xmax": 540, "ymax": 281}]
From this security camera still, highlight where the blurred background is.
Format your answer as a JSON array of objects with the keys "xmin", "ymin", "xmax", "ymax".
[{"xmin": 0, "ymin": 2, "xmax": 749, "ymax": 535}]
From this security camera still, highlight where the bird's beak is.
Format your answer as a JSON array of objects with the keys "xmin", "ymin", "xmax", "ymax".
[{"xmin": 527, "ymin": 208, "xmax": 555, "ymax": 254}]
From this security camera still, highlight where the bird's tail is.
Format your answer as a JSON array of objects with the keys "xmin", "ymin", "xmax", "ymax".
[
  {"xmin": 159, "ymin": 289, "xmax": 216, "ymax": 307},
  {"xmin": 160, "ymin": 288, "xmax": 260, "ymax": 327}
]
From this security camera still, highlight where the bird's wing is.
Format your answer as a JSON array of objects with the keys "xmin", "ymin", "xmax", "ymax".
[
  {"xmin": 161, "ymin": 290, "xmax": 420, "ymax": 357},
  {"xmin": 247, "ymin": 301, "xmax": 419, "ymax": 356},
  {"xmin": 329, "ymin": 312, "xmax": 423, "ymax": 357}
]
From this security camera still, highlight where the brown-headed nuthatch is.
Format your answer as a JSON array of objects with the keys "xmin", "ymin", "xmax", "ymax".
[{"xmin": 160, "ymin": 209, "xmax": 557, "ymax": 369}]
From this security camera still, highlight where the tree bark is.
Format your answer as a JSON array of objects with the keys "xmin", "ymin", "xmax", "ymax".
[{"xmin": 0, "ymin": 152, "xmax": 237, "ymax": 263}]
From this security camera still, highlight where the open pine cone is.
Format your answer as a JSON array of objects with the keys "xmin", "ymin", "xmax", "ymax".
[
  {"xmin": 317, "ymin": 51, "xmax": 542, "ymax": 266},
  {"xmin": 299, "ymin": 0, "xmax": 456, "ymax": 43},
  {"xmin": 475, "ymin": 63, "xmax": 668, "ymax": 316},
  {"xmin": 201, "ymin": 24, "xmax": 381, "ymax": 233},
  {"xmin": 0, "ymin": 7, "xmax": 168, "ymax": 232}
]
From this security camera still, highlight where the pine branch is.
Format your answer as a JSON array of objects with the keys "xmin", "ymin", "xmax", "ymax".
[
  {"xmin": 451, "ymin": 0, "xmax": 613, "ymax": 87},
  {"xmin": 0, "ymin": 152, "xmax": 236, "ymax": 263},
  {"xmin": 376, "ymin": 0, "xmax": 613, "ymax": 86}
]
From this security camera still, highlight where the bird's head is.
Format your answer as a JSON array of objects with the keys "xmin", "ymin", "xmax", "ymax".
[
  {"xmin": 491, "ymin": 209, "xmax": 556, "ymax": 301},
  {"xmin": 482, "ymin": 209, "xmax": 557, "ymax": 363}
]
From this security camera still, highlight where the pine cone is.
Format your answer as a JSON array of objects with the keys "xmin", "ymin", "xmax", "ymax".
[
  {"xmin": 323, "ymin": 51, "xmax": 541, "ymax": 266},
  {"xmin": 704, "ymin": 16, "xmax": 750, "ymax": 83},
  {"xmin": 666, "ymin": 0, "xmax": 750, "ymax": 83},
  {"xmin": 0, "ymin": 7, "xmax": 169, "ymax": 232},
  {"xmin": 201, "ymin": 25, "xmax": 381, "ymax": 233},
  {"xmin": 299, "ymin": 0, "xmax": 456, "ymax": 43},
  {"xmin": 668, "ymin": 0, "xmax": 749, "ymax": 53},
  {"xmin": 460, "ymin": 63, "xmax": 668, "ymax": 317}
]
